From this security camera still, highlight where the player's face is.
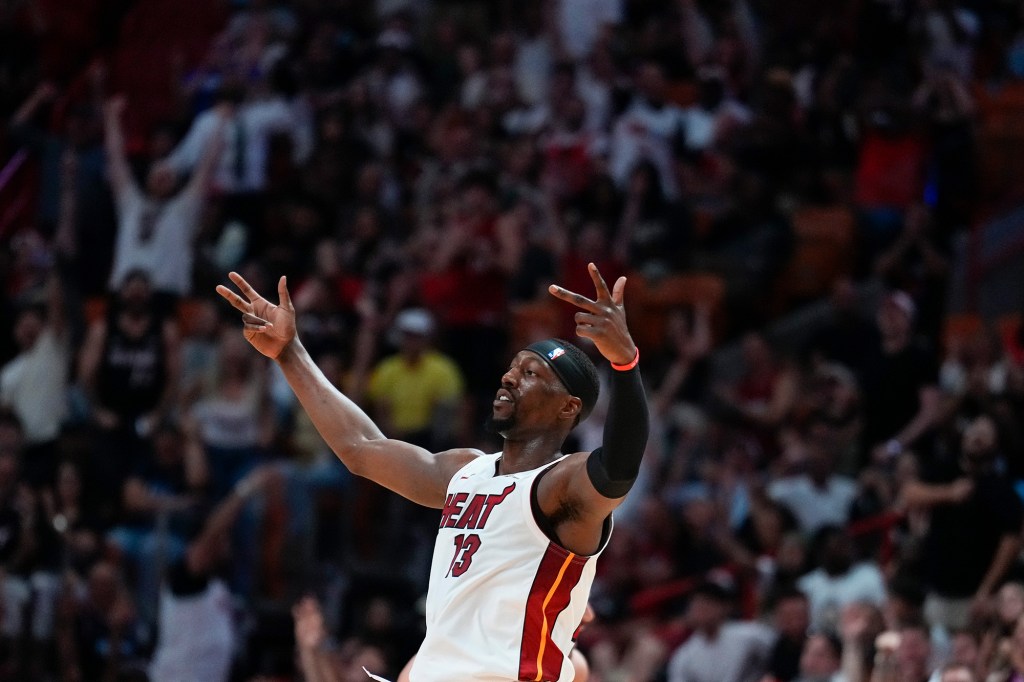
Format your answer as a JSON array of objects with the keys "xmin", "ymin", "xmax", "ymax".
[{"xmin": 489, "ymin": 351, "xmax": 573, "ymax": 437}]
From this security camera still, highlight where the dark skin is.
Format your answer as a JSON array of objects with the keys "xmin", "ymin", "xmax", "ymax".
[{"xmin": 216, "ymin": 263, "xmax": 637, "ymax": 556}]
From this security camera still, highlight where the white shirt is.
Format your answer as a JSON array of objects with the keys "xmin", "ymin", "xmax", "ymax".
[
  {"xmin": 667, "ymin": 621, "xmax": 775, "ymax": 682},
  {"xmin": 191, "ymin": 389, "xmax": 263, "ymax": 450},
  {"xmin": 411, "ymin": 453, "xmax": 608, "ymax": 682},
  {"xmin": 921, "ymin": 8, "xmax": 979, "ymax": 78},
  {"xmin": 681, "ymin": 101, "xmax": 753, "ymax": 151},
  {"xmin": 609, "ymin": 99, "xmax": 686, "ymax": 199},
  {"xmin": 514, "ymin": 35, "xmax": 553, "ymax": 106},
  {"xmin": 798, "ymin": 563, "xmax": 887, "ymax": 630},
  {"xmin": 165, "ymin": 97, "xmax": 313, "ymax": 194},
  {"xmin": 149, "ymin": 579, "xmax": 234, "ymax": 682},
  {"xmin": 768, "ymin": 475, "xmax": 858, "ymax": 535},
  {"xmin": 557, "ymin": 0, "xmax": 623, "ymax": 60},
  {"xmin": 0, "ymin": 329, "xmax": 68, "ymax": 443},
  {"xmin": 109, "ymin": 183, "xmax": 203, "ymax": 295}
]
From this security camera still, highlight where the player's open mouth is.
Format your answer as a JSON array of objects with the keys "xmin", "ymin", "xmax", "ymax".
[{"xmin": 493, "ymin": 388, "xmax": 515, "ymax": 408}]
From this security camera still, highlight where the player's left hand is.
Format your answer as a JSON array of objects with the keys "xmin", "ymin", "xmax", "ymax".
[{"xmin": 548, "ymin": 263, "xmax": 637, "ymax": 365}]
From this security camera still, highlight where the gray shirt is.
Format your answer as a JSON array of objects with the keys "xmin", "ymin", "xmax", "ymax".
[{"xmin": 667, "ymin": 621, "xmax": 775, "ymax": 682}]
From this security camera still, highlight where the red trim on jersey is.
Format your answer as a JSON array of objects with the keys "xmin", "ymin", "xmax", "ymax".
[{"xmin": 518, "ymin": 544, "xmax": 588, "ymax": 681}]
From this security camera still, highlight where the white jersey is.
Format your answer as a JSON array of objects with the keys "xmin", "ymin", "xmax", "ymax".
[
  {"xmin": 149, "ymin": 578, "xmax": 235, "ymax": 682},
  {"xmin": 410, "ymin": 453, "xmax": 609, "ymax": 682}
]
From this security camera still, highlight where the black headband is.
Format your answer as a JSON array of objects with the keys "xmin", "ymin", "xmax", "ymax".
[{"xmin": 525, "ymin": 339, "xmax": 598, "ymax": 421}]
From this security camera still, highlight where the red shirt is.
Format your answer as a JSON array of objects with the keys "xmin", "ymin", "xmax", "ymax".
[{"xmin": 854, "ymin": 131, "xmax": 925, "ymax": 209}]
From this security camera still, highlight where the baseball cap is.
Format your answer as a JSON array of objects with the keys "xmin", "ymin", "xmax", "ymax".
[{"xmin": 393, "ymin": 308, "xmax": 435, "ymax": 337}]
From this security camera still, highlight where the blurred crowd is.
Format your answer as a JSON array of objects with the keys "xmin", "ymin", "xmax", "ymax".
[{"xmin": 2, "ymin": 0, "xmax": 1024, "ymax": 680}]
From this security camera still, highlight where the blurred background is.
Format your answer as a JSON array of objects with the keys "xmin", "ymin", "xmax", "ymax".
[{"xmin": 1, "ymin": 0, "xmax": 1024, "ymax": 680}]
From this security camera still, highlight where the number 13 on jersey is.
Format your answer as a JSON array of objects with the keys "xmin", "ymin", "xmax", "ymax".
[{"xmin": 446, "ymin": 533, "xmax": 481, "ymax": 577}]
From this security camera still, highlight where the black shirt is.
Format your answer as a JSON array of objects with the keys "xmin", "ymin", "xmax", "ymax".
[
  {"xmin": 768, "ymin": 635, "xmax": 804, "ymax": 682},
  {"xmin": 923, "ymin": 469, "xmax": 1024, "ymax": 597},
  {"xmin": 859, "ymin": 341, "xmax": 938, "ymax": 450},
  {"xmin": 96, "ymin": 313, "xmax": 168, "ymax": 419}
]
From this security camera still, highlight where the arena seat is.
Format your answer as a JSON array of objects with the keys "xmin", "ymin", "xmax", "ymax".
[
  {"xmin": 509, "ymin": 300, "xmax": 565, "ymax": 351},
  {"xmin": 666, "ymin": 80, "xmax": 699, "ymax": 108},
  {"xmin": 976, "ymin": 84, "xmax": 1024, "ymax": 206},
  {"xmin": 942, "ymin": 312, "xmax": 984, "ymax": 353},
  {"xmin": 775, "ymin": 205, "xmax": 855, "ymax": 309},
  {"xmin": 625, "ymin": 271, "xmax": 726, "ymax": 350}
]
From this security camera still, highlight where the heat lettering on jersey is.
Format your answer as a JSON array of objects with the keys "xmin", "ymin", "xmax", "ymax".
[{"xmin": 438, "ymin": 483, "xmax": 516, "ymax": 530}]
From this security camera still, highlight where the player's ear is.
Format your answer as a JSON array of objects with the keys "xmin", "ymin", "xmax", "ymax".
[{"xmin": 560, "ymin": 396, "xmax": 582, "ymax": 422}]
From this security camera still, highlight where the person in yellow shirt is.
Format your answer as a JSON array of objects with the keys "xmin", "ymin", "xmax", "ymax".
[{"xmin": 367, "ymin": 309, "xmax": 465, "ymax": 451}]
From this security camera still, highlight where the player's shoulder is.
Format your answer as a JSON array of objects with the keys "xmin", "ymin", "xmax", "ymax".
[
  {"xmin": 435, "ymin": 447, "xmax": 494, "ymax": 480},
  {"xmin": 543, "ymin": 449, "xmax": 591, "ymax": 481}
]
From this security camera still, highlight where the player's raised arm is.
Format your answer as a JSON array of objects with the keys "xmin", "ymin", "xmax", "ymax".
[
  {"xmin": 546, "ymin": 263, "xmax": 650, "ymax": 525},
  {"xmin": 216, "ymin": 272, "xmax": 477, "ymax": 508}
]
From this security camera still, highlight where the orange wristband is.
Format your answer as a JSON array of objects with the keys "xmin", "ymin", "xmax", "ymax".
[{"xmin": 610, "ymin": 348, "xmax": 639, "ymax": 371}]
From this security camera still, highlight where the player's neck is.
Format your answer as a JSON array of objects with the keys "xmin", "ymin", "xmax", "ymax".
[{"xmin": 497, "ymin": 436, "xmax": 565, "ymax": 474}]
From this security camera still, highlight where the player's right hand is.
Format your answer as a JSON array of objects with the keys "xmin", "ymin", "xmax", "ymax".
[{"xmin": 216, "ymin": 271, "xmax": 296, "ymax": 360}]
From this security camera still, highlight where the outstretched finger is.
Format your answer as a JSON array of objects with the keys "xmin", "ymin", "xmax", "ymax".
[
  {"xmin": 277, "ymin": 275, "xmax": 293, "ymax": 311},
  {"xmin": 228, "ymin": 271, "xmax": 263, "ymax": 303},
  {"xmin": 611, "ymin": 276, "xmax": 627, "ymax": 306},
  {"xmin": 548, "ymin": 284, "xmax": 601, "ymax": 312},
  {"xmin": 588, "ymin": 262, "xmax": 612, "ymax": 301},
  {"xmin": 216, "ymin": 284, "xmax": 253, "ymax": 314}
]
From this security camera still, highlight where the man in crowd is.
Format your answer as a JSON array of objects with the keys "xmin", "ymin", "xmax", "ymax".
[{"xmin": 902, "ymin": 414, "xmax": 1023, "ymax": 630}]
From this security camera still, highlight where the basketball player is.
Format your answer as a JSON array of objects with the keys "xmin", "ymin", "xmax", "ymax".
[{"xmin": 217, "ymin": 263, "xmax": 648, "ymax": 681}]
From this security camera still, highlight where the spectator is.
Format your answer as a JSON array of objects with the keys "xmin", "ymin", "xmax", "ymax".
[
  {"xmin": 925, "ymin": 631, "xmax": 979, "ymax": 682},
  {"xmin": 902, "ymin": 415, "xmax": 1024, "ymax": 631},
  {"xmin": 680, "ymin": 65, "xmax": 753, "ymax": 154},
  {"xmin": 609, "ymin": 61, "xmax": 686, "ymax": 200},
  {"xmin": 860, "ymin": 291, "xmax": 942, "ymax": 465},
  {"xmin": 165, "ymin": 79, "xmax": 313, "ymax": 198},
  {"xmin": 798, "ymin": 527, "xmax": 887, "ymax": 631},
  {"xmin": 0, "ymin": 271, "xmax": 68, "ymax": 488},
  {"xmin": 805, "ymin": 278, "xmax": 878, "ymax": 376},
  {"xmin": 766, "ymin": 588, "xmax": 813, "ymax": 682},
  {"xmin": 107, "ymin": 419, "xmax": 208, "ymax": 624},
  {"xmin": 103, "ymin": 96, "xmax": 223, "ymax": 306},
  {"xmin": 55, "ymin": 560, "xmax": 145, "ymax": 682},
  {"xmin": 987, "ymin": 614, "xmax": 1024, "ymax": 682},
  {"xmin": 873, "ymin": 205, "xmax": 950, "ymax": 339},
  {"xmin": 78, "ymin": 271, "xmax": 181, "ymax": 513},
  {"xmin": 293, "ymin": 594, "xmax": 344, "ymax": 682},
  {"xmin": 651, "ymin": 304, "xmax": 713, "ymax": 419},
  {"xmin": 667, "ymin": 581, "xmax": 775, "ymax": 682},
  {"xmin": 420, "ymin": 170, "xmax": 519, "ymax": 430},
  {"xmin": 39, "ymin": 460, "xmax": 103, "ymax": 575},
  {"xmin": 554, "ymin": 0, "xmax": 622, "ymax": 61},
  {"xmin": 716, "ymin": 332, "xmax": 799, "ymax": 461},
  {"xmin": 870, "ymin": 621, "xmax": 933, "ymax": 682},
  {"xmin": 149, "ymin": 465, "xmax": 280, "ymax": 682},
  {"xmin": 768, "ymin": 436, "xmax": 858, "ymax": 536},
  {"xmin": 910, "ymin": 1, "xmax": 980, "ymax": 80},
  {"xmin": 794, "ymin": 632, "xmax": 845, "ymax": 682},
  {"xmin": 995, "ymin": 583, "xmax": 1024, "ymax": 638},
  {"xmin": 188, "ymin": 330, "xmax": 273, "ymax": 498},
  {"xmin": 7, "ymin": 78, "xmax": 116, "ymax": 296},
  {"xmin": 0, "ymin": 422, "xmax": 33, "ymax": 674},
  {"xmin": 366, "ymin": 308, "xmax": 465, "ymax": 450}
]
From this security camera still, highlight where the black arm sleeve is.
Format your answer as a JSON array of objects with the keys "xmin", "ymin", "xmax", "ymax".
[{"xmin": 587, "ymin": 364, "xmax": 650, "ymax": 498}]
